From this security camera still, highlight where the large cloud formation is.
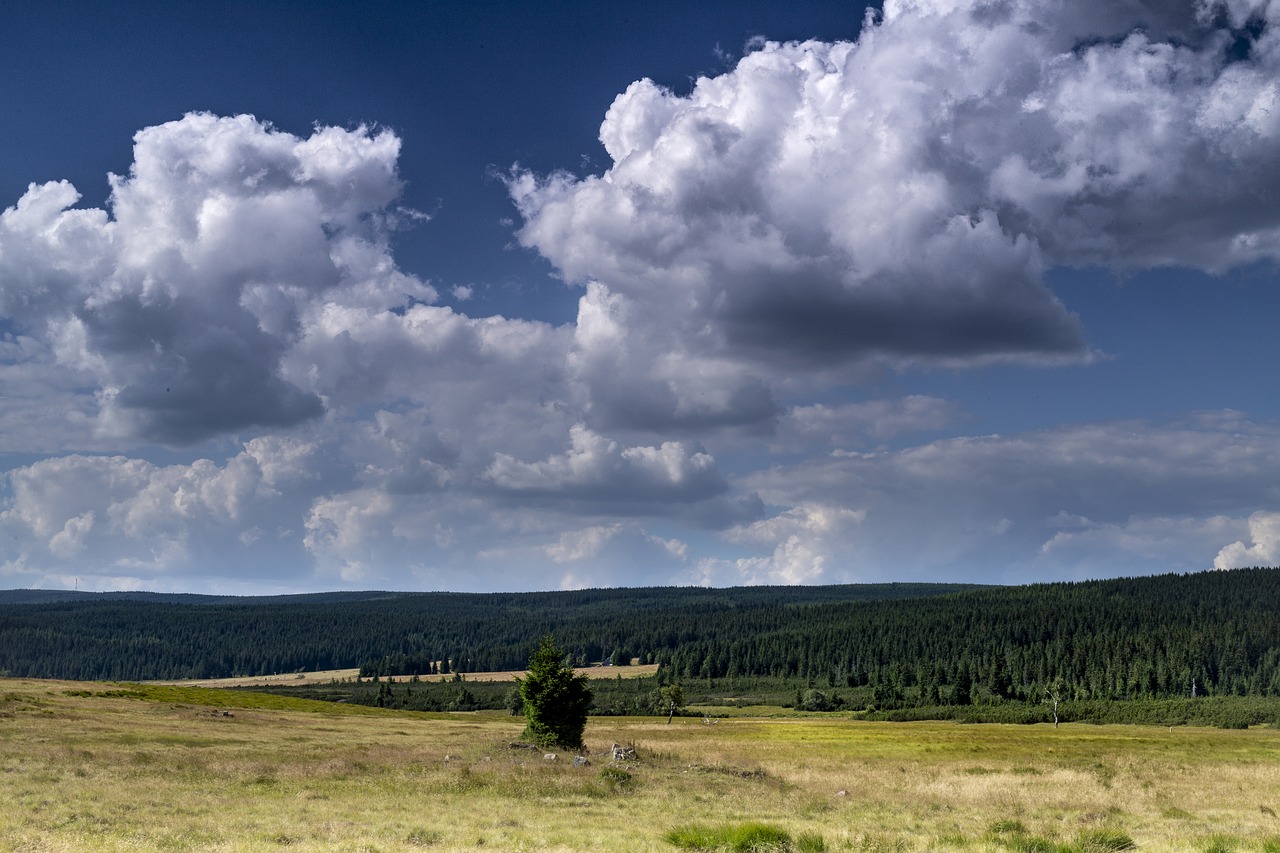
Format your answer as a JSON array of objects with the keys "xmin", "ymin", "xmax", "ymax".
[
  {"xmin": 3, "ymin": 0, "xmax": 1280, "ymax": 593},
  {"xmin": 0, "ymin": 113, "xmax": 751, "ymax": 589},
  {"xmin": 0, "ymin": 114, "xmax": 436, "ymax": 444},
  {"xmin": 511, "ymin": 0, "xmax": 1280, "ymax": 431}
]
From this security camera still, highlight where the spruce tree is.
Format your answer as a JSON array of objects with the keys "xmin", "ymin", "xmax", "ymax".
[{"xmin": 516, "ymin": 636, "xmax": 593, "ymax": 749}]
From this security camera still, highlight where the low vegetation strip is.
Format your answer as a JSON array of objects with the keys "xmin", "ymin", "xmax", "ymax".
[
  {"xmin": 80, "ymin": 682, "xmax": 415, "ymax": 716},
  {"xmin": 240, "ymin": 667, "xmax": 1280, "ymax": 728},
  {"xmin": 867, "ymin": 695, "xmax": 1280, "ymax": 728}
]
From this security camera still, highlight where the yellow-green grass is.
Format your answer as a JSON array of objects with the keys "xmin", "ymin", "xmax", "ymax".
[{"xmin": 3, "ymin": 679, "xmax": 1280, "ymax": 852}]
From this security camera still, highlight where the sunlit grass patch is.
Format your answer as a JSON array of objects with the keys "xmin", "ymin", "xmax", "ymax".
[{"xmin": 665, "ymin": 822, "xmax": 825, "ymax": 851}]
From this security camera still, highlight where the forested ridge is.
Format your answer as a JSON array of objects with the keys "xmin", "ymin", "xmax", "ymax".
[
  {"xmin": 657, "ymin": 568, "xmax": 1280, "ymax": 703},
  {"xmin": 0, "ymin": 583, "xmax": 973, "ymax": 680},
  {"xmin": 1, "ymin": 570, "xmax": 1278, "ymax": 704}
]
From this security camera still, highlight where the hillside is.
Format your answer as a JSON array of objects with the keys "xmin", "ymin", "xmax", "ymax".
[
  {"xmin": 2, "ymin": 570, "xmax": 1279, "ymax": 706},
  {"xmin": 0, "ymin": 589, "xmax": 420, "ymax": 606},
  {"xmin": 0, "ymin": 582, "xmax": 976, "ymax": 681}
]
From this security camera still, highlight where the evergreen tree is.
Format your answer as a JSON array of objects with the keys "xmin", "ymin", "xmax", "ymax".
[
  {"xmin": 516, "ymin": 636, "xmax": 593, "ymax": 749},
  {"xmin": 952, "ymin": 662, "xmax": 973, "ymax": 706},
  {"xmin": 988, "ymin": 652, "xmax": 1013, "ymax": 701}
]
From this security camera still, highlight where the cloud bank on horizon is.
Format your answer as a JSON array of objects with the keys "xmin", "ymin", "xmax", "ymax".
[{"xmin": 2, "ymin": 0, "xmax": 1279, "ymax": 593}]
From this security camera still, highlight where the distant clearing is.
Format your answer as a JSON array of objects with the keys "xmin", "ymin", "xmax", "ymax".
[
  {"xmin": 150, "ymin": 662, "xmax": 659, "ymax": 689},
  {"xmin": 149, "ymin": 668, "xmax": 361, "ymax": 688}
]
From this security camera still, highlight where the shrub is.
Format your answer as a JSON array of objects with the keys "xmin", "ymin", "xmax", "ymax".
[{"xmin": 797, "ymin": 689, "xmax": 834, "ymax": 712}]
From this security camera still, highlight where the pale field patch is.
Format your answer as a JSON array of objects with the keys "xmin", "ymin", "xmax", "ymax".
[
  {"xmin": 149, "ymin": 663, "xmax": 660, "ymax": 689},
  {"xmin": 2, "ymin": 680, "xmax": 1279, "ymax": 851}
]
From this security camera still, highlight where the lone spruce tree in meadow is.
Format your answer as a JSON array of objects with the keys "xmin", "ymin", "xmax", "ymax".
[{"xmin": 516, "ymin": 636, "xmax": 593, "ymax": 749}]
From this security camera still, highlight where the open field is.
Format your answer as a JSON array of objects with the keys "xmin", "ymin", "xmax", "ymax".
[
  {"xmin": 3, "ymin": 679, "xmax": 1280, "ymax": 852},
  {"xmin": 149, "ymin": 664, "xmax": 661, "ymax": 689}
]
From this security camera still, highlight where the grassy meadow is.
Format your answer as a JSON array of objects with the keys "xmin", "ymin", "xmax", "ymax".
[{"xmin": 3, "ymin": 679, "xmax": 1280, "ymax": 852}]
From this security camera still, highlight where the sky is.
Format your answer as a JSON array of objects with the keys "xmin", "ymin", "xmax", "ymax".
[{"xmin": 1, "ymin": 0, "xmax": 1280, "ymax": 595}]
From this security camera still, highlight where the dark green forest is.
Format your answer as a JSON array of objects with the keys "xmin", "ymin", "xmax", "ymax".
[
  {"xmin": 0, "ymin": 583, "xmax": 973, "ymax": 681},
  {"xmin": 3, "ymin": 570, "xmax": 1279, "ymax": 712}
]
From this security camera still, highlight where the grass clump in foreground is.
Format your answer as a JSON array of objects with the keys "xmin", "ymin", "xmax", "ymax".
[
  {"xmin": 987, "ymin": 822, "xmax": 1136, "ymax": 853},
  {"xmin": 1077, "ymin": 829, "xmax": 1137, "ymax": 852},
  {"xmin": 666, "ymin": 822, "xmax": 825, "ymax": 851}
]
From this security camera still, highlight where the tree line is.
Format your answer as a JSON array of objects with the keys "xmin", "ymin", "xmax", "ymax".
[
  {"xmin": 0, "ymin": 583, "xmax": 971, "ymax": 681},
  {"xmin": 2, "ymin": 570, "xmax": 1279, "ymax": 706}
]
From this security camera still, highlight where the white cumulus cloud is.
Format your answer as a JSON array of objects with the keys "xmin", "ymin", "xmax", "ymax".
[
  {"xmin": 1214, "ymin": 511, "xmax": 1280, "ymax": 568},
  {"xmin": 0, "ymin": 113, "xmax": 433, "ymax": 444},
  {"xmin": 511, "ymin": 0, "xmax": 1280, "ymax": 432},
  {"xmin": 485, "ymin": 423, "xmax": 727, "ymax": 505}
]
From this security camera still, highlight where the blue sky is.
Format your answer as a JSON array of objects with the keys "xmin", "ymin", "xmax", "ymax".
[{"xmin": 2, "ymin": 0, "xmax": 1279, "ymax": 594}]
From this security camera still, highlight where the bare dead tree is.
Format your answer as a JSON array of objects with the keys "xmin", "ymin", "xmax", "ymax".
[{"xmin": 1043, "ymin": 684, "xmax": 1061, "ymax": 729}]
